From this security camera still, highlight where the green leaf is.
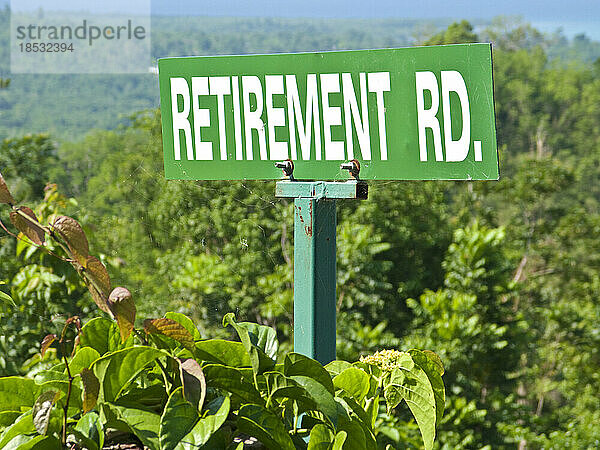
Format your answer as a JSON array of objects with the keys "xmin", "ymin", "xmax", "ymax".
[
  {"xmin": 331, "ymin": 431, "xmax": 347, "ymax": 450},
  {"xmin": 202, "ymin": 364, "xmax": 262, "ymax": 404},
  {"xmin": 290, "ymin": 376, "xmax": 338, "ymax": 428},
  {"xmin": 0, "ymin": 412, "xmax": 35, "ymax": 449},
  {"xmin": 91, "ymin": 346, "xmax": 171, "ymax": 402},
  {"xmin": 165, "ymin": 312, "xmax": 202, "ymax": 341},
  {"xmin": 333, "ymin": 367, "xmax": 371, "ymax": 403},
  {"xmin": 0, "ymin": 290, "xmax": 16, "ymax": 308},
  {"xmin": 81, "ymin": 369, "xmax": 100, "ymax": 414},
  {"xmin": 237, "ymin": 404, "xmax": 295, "ymax": 450},
  {"xmin": 73, "ymin": 412, "xmax": 103, "ymax": 450},
  {"xmin": 160, "ymin": 387, "xmax": 199, "ymax": 450},
  {"xmin": 0, "ymin": 411, "xmax": 21, "ymax": 428},
  {"xmin": 324, "ymin": 361, "xmax": 352, "ymax": 377},
  {"xmin": 409, "ymin": 349, "xmax": 445, "ymax": 426},
  {"xmin": 384, "ymin": 362, "xmax": 436, "ymax": 450},
  {"xmin": 179, "ymin": 359, "xmax": 206, "ymax": 412},
  {"xmin": 234, "ymin": 320, "xmax": 278, "ymax": 360},
  {"xmin": 195, "ymin": 340, "xmax": 251, "ymax": 367},
  {"xmin": 222, "ymin": 313, "xmax": 275, "ymax": 374},
  {"xmin": 103, "ymin": 403, "xmax": 160, "ymax": 450},
  {"xmin": 263, "ymin": 371, "xmax": 316, "ymax": 409},
  {"xmin": 79, "ymin": 317, "xmax": 131, "ymax": 355},
  {"xmin": 69, "ymin": 347, "xmax": 101, "ymax": 376},
  {"xmin": 422, "ymin": 350, "xmax": 444, "ymax": 376},
  {"xmin": 4, "ymin": 435, "xmax": 61, "ymax": 450},
  {"xmin": 32, "ymin": 390, "xmax": 59, "ymax": 435},
  {"xmin": 307, "ymin": 423, "xmax": 334, "ymax": 449},
  {"xmin": 176, "ymin": 396, "xmax": 230, "ymax": 449},
  {"xmin": 0, "ymin": 377, "xmax": 41, "ymax": 412},
  {"xmin": 284, "ymin": 353, "xmax": 335, "ymax": 395},
  {"xmin": 145, "ymin": 318, "xmax": 195, "ymax": 351}
]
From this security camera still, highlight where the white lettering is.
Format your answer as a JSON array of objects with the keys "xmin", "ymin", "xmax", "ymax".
[
  {"xmin": 242, "ymin": 76, "xmax": 267, "ymax": 160},
  {"xmin": 191, "ymin": 77, "xmax": 213, "ymax": 160},
  {"xmin": 209, "ymin": 76, "xmax": 230, "ymax": 160},
  {"xmin": 415, "ymin": 71, "xmax": 443, "ymax": 161},
  {"xmin": 441, "ymin": 70, "xmax": 470, "ymax": 162},
  {"xmin": 342, "ymin": 72, "xmax": 371, "ymax": 160},
  {"xmin": 265, "ymin": 75, "xmax": 288, "ymax": 160},
  {"xmin": 321, "ymin": 73, "xmax": 345, "ymax": 161},
  {"xmin": 368, "ymin": 72, "xmax": 391, "ymax": 160},
  {"xmin": 286, "ymin": 74, "xmax": 321, "ymax": 160},
  {"xmin": 170, "ymin": 77, "xmax": 193, "ymax": 161}
]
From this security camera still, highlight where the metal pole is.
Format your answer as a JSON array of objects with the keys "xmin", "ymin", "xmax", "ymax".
[
  {"xmin": 275, "ymin": 176, "xmax": 367, "ymax": 365},
  {"xmin": 293, "ymin": 196, "xmax": 337, "ymax": 364}
]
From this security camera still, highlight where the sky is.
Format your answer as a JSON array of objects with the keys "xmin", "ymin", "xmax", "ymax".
[{"xmin": 3, "ymin": 0, "xmax": 599, "ymax": 39}]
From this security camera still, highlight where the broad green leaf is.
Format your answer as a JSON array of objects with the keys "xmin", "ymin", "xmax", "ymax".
[
  {"xmin": 145, "ymin": 318, "xmax": 195, "ymax": 351},
  {"xmin": 284, "ymin": 353, "xmax": 335, "ymax": 395},
  {"xmin": 0, "ymin": 290, "xmax": 16, "ymax": 308},
  {"xmin": 333, "ymin": 367, "xmax": 371, "ymax": 403},
  {"xmin": 79, "ymin": 317, "xmax": 132, "ymax": 355},
  {"xmin": 102, "ymin": 403, "xmax": 160, "ymax": 450},
  {"xmin": 237, "ymin": 404, "xmax": 295, "ymax": 450},
  {"xmin": 385, "ymin": 363, "xmax": 436, "ymax": 450},
  {"xmin": 331, "ymin": 431, "xmax": 347, "ymax": 450},
  {"xmin": 233, "ymin": 321, "xmax": 278, "ymax": 360},
  {"xmin": 176, "ymin": 396, "xmax": 230, "ymax": 449},
  {"xmin": 81, "ymin": 368, "xmax": 100, "ymax": 414},
  {"xmin": 0, "ymin": 411, "xmax": 21, "ymax": 428},
  {"xmin": 290, "ymin": 376, "xmax": 338, "ymax": 428},
  {"xmin": 202, "ymin": 364, "xmax": 262, "ymax": 404},
  {"xmin": 91, "ymin": 346, "xmax": 171, "ymax": 402},
  {"xmin": 324, "ymin": 361, "xmax": 352, "ymax": 377},
  {"xmin": 423, "ymin": 350, "xmax": 444, "ymax": 376},
  {"xmin": 179, "ymin": 359, "xmax": 206, "ymax": 412},
  {"xmin": 335, "ymin": 396, "xmax": 372, "ymax": 433},
  {"xmin": 222, "ymin": 313, "xmax": 275, "ymax": 374},
  {"xmin": 165, "ymin": 312, "xmax": 202, "ymax": 341},
  {"xmin": 0, "ymin": 377, "xmax": 41, "ymax": 412},
  {"xmin": 69, "ymin": 347, "xmax": 101, "ymax": 376},
  {"xmin": 115, "ymin": 384, "xmax": 167, "ymax": 411},
  {"xmin": 263, "ymin": 371, "xmax": 316, "ymax": 409},
  {"xmin": 307, "ymin": 423, "xmax": 334, "ymax": 449},
  {"xmin": 109, "ymin": 287, "xmax": 136, "ymax": 343},
  {"xmin": 9, "ymin": 207, "xmax": 45, "ymax": 245},
  {"xmin": 337, "ymin": 416, "xmax": 367, "ymax": 450},
  {"xmin": 160, "ymin": 387, "xmax": 199, "ymax": 450},
  {"xmin": 0, "ymin": 412, "xmax": 35, "ymax": 448},
  {"xmin": 32, "ymin": 390, "xmax": 59, "ymax": 435},
  {"xmin": 409, "ymin": 349, "xmax": 445, "ymax": 426},
  {"xmin": 4, "ymin": 434, "xmax": 61, "ymax": 450},
  {"xmin": 73, "ymin": 412, "xmax": 103, "ymax": 450},
  {"xmin": 195, "ymin": 340, "xmax": 251, "ymax": 367},
  {"xmin": 0, "ymin": 172, "xmax": 14, "ymax": 205}
]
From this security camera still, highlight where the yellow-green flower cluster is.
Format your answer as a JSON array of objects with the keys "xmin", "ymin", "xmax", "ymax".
[{"xmin": 360, "ymin": 349, "xmax": 409, "ymax": 372}]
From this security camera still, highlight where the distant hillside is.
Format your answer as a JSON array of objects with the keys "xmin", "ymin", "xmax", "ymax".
[{"xmin": 0, "ymin": 11, "xmax": 598, "ymax": 140}]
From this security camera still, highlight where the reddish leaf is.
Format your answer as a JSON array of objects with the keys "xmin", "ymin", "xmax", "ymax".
[
  {"xmin": 9, "ymin": 206, "xmax": 45, "ymax": 245},
  {"xmin": 85, "ymin": 256, "xmax": 111, "ymax": 315},
  {"xmin": 40, "ymin": 334, "xmax": 57, "ymax": 358},
  {"xmin": 178, "ymin": 358, "xmax": 206, "ymax": 412},
  {"xmin": 80, "ymin": 368, "xmax": 100, "ymax": 414},
  {"xmin": 144, "ymin": 318, "xmax": 195, "ymax": 350},
  {"xmin": 52, "ymin": 215, "xmax": 89, "ymax": 264},
  {"xmin": 109, "ymin": 287, "xmax": 136, "ymax": 342},
  {"xmin": 0, "ymin": 172, "xmax": 14, "ymax": 205}
]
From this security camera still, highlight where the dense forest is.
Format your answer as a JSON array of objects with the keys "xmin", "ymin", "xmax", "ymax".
[{"xmin": 1, "ymin": 13, "xmax": 600, "ymax": 449}]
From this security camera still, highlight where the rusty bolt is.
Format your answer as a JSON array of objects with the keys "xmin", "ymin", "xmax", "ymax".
[{"xmin": 340, "ymin": 159, "xmax": 360, "ymax": 179}]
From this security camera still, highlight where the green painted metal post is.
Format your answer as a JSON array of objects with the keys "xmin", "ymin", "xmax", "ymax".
[
  {"xmin": 276, "ymin": 180, "xmax": 368, "ymax": 365},
  {"xmin": 293, "ymin": 196, "xmax": 337, "ymax": 364}
]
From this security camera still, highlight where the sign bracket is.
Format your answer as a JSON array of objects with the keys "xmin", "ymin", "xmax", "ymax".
[{"xmin": 276, "ymin": 173, "xmax": 368, "ymax": 364}]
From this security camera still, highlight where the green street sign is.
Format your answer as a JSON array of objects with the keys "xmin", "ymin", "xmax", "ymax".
[{"xmin": 158, "ymin": 43, "xmax": 498, "ymax": 181}]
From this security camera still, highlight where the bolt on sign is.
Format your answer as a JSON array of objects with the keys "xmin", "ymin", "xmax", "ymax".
[{"xmin": 158, "ymin": 43, "xmax": 498, "ymax": 181}]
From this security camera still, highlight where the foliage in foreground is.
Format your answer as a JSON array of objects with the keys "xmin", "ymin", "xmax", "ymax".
[{"xmin": 0, "ymin": 173, "xmax": 444, "ymax": 449}]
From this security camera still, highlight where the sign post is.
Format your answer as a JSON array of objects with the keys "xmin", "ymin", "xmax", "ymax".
[{"xmin": 158, "ymin": 43, "xmax": 499, "ymax": 364}]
